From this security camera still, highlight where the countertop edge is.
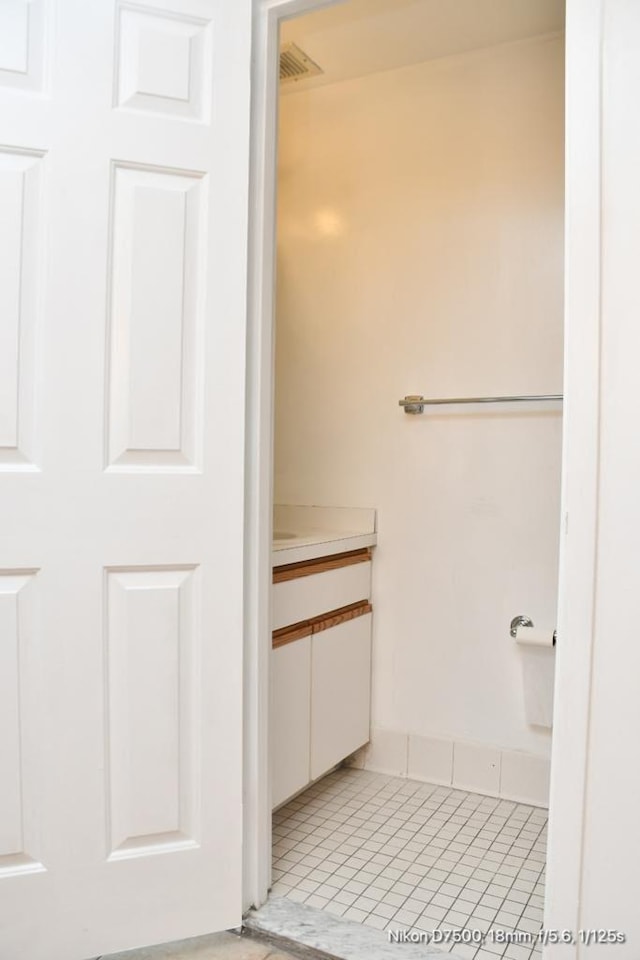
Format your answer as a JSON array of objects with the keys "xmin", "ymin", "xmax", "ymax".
[{"xmin": 272, "ymin": 533, "xmax": 377, "ymax": 568}]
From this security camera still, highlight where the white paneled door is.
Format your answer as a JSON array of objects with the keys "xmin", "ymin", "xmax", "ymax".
[{"xmin": 0, "ymin": 1, "xmax": 251, "ymax": 957}]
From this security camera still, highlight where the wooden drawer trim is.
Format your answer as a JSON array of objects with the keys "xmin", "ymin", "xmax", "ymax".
[
  {"xmin": 272, "ymin": 621, "xmax": 313, "ymax": 650},
  {"xmin": 272, "ymin": 600, "xmax": 372, "ymax": 649},
  {"xmin": 273, "ymin": 548, "xmax": 371, "ymax": 584},
  {"xmin": 310, "ymin": 600, "xmax": 372, "ymax": 634}
]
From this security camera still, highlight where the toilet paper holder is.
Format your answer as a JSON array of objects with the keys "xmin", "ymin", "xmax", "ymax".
[{"xmin": 510, "ymin": 614, "xmax": 557, "ymax": 645}]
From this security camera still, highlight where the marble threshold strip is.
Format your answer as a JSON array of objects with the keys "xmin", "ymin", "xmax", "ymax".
[
  {"xmin": 245, "ymin": 897, "xmax": 468, "ymax": 960},
  {"xmin": 240, "ymin": 923, "xmax": 343, "ymax": 960}
]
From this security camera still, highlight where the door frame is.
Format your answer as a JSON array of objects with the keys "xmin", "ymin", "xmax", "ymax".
[
  {"xmin": 242, "ymin": 0, "xmax": 347, "ymax": 911},
  {"xmin": 243, "ymin": 0, "xmax": 602, "ymax": 948}
]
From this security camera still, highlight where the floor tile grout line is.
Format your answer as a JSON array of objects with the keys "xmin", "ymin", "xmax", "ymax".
[
  {"xmin": 468, "ymin": 806, "xmax": 548, "ymax": 925},
  {"xmin": 320, "ymin": 779, "xmax": 501, "ymax": 923},
  {"xmin": 273, "ymin": 768, "xmax": 547, "ymax": 954},
  {"xmin": 376, "ymin": 790, "xmax": 515, "ymax": 930},
  {"xmin": 274, "ymin": 772, "xmax": 407, "ymax": 870},
  {"xmin": 281, "ymin": 805, "xmax": 542, "ymax": 926},
  {"xmin": 379, "ymin": 791, "xmax": 547, "ymax": 932},
  {"xmin": 279, "ymin": 773, "xmax": 485, "ymax": 908},
  {"xmin": 276, "ymin": 770, "xmax": 445, "ymax": 854}
]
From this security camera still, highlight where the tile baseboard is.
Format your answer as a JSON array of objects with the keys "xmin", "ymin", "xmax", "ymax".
[{"xmin": 346, "ymin": 729, "xmax": 550, "ymax": 807}]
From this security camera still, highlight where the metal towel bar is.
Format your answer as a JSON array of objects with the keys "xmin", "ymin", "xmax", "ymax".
[{"xmin": 399, "ymin": 393, "xmax": 563, "ymax": 414}]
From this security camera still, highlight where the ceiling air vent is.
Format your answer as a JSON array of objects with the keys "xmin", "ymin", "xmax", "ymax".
[{"xmin": 279, "ymin": 42, "xmax": 323, "ymax": 84}]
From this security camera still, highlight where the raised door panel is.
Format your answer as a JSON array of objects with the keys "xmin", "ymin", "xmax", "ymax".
[
  {"xmin": 0, "ymin": 0, "xmax": 47, "ymax": 92},
  {"xmin": 105, "ymin": 567, "xmax": 199, "ymax": 857},
  {"xmin": 310, "ymin": 614, "xmax": 372, "ymax": 781},
  {"xmin": 0, "ymin": 572, "xmax": 43, "ymax": 876},
  {"xmin": 271, "ymin": 639, "xmax": 311, "ymax": 809},
  {"xmin": 0, "ymin": 149, "xmax": 44, "ymax": 469},
  {"xmin": 114, "ymin": 3, "xmax": 213, "ymax": 120},
  {"xmin": 106, "ymin": 164, "xmax": 205, "ymax": 471}
]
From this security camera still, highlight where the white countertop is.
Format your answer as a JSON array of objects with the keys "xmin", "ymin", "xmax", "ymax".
[
  {"xmin": 272, "ymin": 504, "xmax": 377, "ymax": 567},
  {"xmin": 272, "ymin": 530, "xmax": 377, "ymax": 567}
]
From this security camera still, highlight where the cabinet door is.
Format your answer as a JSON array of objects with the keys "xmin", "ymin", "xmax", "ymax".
[
  {"xmin": 310, "ymin": 614, "xmax": 372, "ymax": 781},
  {"xmin": 271, "ymin": 638, "xmax": 311, "ymax": 808}
]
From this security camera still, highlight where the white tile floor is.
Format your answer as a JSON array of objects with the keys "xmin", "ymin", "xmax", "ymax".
[{"xmin": 272, "ymin": 769, "xmax": 546, "ymax": 960}]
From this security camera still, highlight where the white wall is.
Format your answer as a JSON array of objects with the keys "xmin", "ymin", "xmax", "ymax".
[{"xmin": 274, "ymin": 35, "xmax": 564, "ymax": 780}]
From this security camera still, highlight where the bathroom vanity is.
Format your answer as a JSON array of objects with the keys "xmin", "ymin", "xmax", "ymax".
[{"xmin": 271, "ymin": 507, "xmax": 376, "ymax": 808}]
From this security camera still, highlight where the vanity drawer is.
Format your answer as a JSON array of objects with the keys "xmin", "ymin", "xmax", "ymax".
[{"xmin": 272, "ymin": 550, "xmax": 371, "ymax": 631}]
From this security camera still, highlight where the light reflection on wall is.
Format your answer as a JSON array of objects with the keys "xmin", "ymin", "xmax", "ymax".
[{"xmin": 313, "ymin": 208, "xmax": 345, "ymax": 238}]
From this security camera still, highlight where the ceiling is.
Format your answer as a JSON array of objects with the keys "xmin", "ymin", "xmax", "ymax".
[{"xmin": 280, "ymin": 0, "xmax": 565, "ymax": 92}]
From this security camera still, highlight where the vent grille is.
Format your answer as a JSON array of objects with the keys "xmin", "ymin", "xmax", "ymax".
[{"xmin": 279, "ymin": 42, "xmax": 323, "ymax": 84}]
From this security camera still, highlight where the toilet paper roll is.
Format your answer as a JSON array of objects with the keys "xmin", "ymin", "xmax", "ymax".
[
  {"xmin": 515, "ymin": 628, "xmax": 556, "ymax": 728},
  {"xmin": 515, "ymin": 626, "xmax": 555, "ymax": 648}
]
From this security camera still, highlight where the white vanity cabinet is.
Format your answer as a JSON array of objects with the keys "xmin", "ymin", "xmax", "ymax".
[{"xmin": 271, "ymin": 548, "xmax": 373, "ymax": 809}]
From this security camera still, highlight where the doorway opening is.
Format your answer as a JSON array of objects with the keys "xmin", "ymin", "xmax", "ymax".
[{"xmin": 249, "ymin": 0, "xmax": 565, "ymax": 956}]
